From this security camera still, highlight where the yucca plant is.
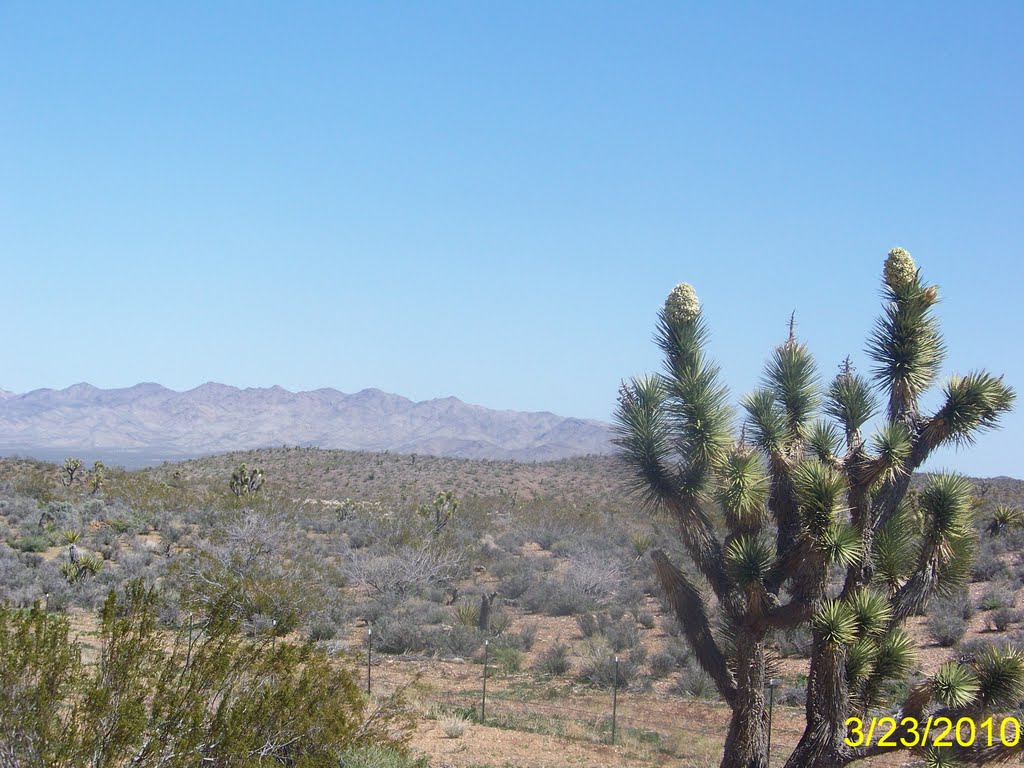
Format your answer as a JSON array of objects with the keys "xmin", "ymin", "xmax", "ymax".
[
  {"xmin": 451, "ymin": 600, "xmax": 479, "ymax": 628},
  {"xmin": 615, "ymin": 249, "xmax": 1015, "ymax": 768}
]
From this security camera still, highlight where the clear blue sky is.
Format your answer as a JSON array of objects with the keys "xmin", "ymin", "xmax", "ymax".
[{"xmin": 2, "ymin": 3, "xmax": 1021, "ymax": 477}]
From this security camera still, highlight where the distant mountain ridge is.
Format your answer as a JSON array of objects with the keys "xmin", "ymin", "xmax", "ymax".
[{"xmin": 0, "ymin": 382, "xmax": 613, "ymax": 466}]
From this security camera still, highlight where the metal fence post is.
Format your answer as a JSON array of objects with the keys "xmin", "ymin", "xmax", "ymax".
[
  {"xmin": 481, "ymin": 639, "xmax": 489, "ymax": 722},
  {"xmin": 611, "ymin": 655, "xmax": 619, "ymax": 745},
  {"xmin": 367, "ymin": 627, "xmax": 373, "ymax": 695}
]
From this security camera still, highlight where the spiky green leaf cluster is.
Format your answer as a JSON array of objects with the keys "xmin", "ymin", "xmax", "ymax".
[
  {"xmin": 793, "ymin": 459, "xmax": 846, "ymax": 538},
  {"xmin": 870, "ymin": 421, "xmax": 912, "ymax": 480},
  {"xmin": 826, "ymin": 367, "xmax": 877, "ymax": 439},
  {"xmin": 819, "ymin": 523, "xmax": 863, "ymax": 567},
  {"xmin": 974, "ymin": 645, "xmax": 1024, "ymax": 709},
  {"xmin": 924, "ymin": 372, "xmax": 1016, "ymax": 448},
  {"xmin": 742, "ymin": 389, "xmax": 789, "ymax": 457},
  {"xmin": 715, "ymin": 449, "xmax": 769, "ymax": 530},
  {"xmin": 931, "ymin": 662, "xmax": 980, "ymax": 709},
  {"xmin": 725, "ymin": 535, "xmax": 774, "ymax": 588},
  {"xmin": 813, "ymin": 599, "xmax": 857, "ymax": 647},
  {"xmin": 847, "ymin": 589, "xmax": 893, "ymax": 638},
  {"xmin": 872, "ymin": 497, "xmax": 920, "ymax": 594},
  {"xmin": 806, "ymin": 419, "xmax": 842, "ymax": 463},
  {"xmin": 765, "ymin": 339, "xmax": 820, "ymax": 434},
  {"xmin": 919, "ymin": 474, "xmax": 975, "ymax": 553},
  {"xmin": 868, "ymin": 255, "xmax": 945, "ymax": 415}
]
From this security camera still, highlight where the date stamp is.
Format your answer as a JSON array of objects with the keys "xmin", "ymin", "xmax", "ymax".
[{"xmin": 845, "ymin": 716, "xmax": 1022, "ymax": 749}]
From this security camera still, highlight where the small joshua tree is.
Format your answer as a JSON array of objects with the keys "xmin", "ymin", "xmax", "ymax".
[
  {"xmin": 62, "ymin": 457, "xmax": 83, "ymax": 487},
  {"xmin": 615, "ymin": 249, "xmax": 1015, "ymax": 768},
  {"xmin": 89, "ymin": 461, "xmax": 106, "ymax": 495},
  {"xmin": 230, "ymin": 463, "xmax": 265, "ymax": 498},
  {"xmin": 429, "ymin": 490, "xmax": 459, "ymax": 535}
]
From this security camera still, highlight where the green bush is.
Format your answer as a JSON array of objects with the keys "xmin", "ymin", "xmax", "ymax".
[
  {"xmin": 0, "ymin": 581, "xmax": 409, "ymax": 766},
  {"xmin": 7, "ymin": 534, "xmax": 51, "ymax": 553},
  {"xmin": 492, "ymin": 646, "xmax": 523, "ymax": 673}
]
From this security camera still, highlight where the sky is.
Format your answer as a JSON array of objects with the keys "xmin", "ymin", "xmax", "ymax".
[{"xmin": 2, "ymin": 3, "xmax": 1022, "ymax": 477}]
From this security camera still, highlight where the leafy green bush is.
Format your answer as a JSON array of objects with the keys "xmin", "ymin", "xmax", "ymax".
[
  {"xmin": 6, "ymin": 534, "xmax": 51, "ymax": 553},
  {"xmin": 0, "ymin": 581, "xmax": 409, "ymax": 766},
  {"xmin": 493, "ymin": 646, "xmax": 523, "ymax": 673}
]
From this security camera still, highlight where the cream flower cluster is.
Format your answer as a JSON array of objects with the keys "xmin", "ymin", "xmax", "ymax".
[
  {"xmin": 884, "ymin": 248, "xmax": 917, "ymax": 290},
  {"xmin": 664, "ymin": 283, "xmax": 700, "ymax": 324}
]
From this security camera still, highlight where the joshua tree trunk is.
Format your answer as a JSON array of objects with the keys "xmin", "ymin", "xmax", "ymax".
[
  {"xmin": 783, "ymin": 638, "xmax": 850, "ymax": 768},
  {"xmin": 721, "ymin": 633, "xmax": 769, "ymax": 768}
]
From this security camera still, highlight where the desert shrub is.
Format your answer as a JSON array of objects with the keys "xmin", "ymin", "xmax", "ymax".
[
  {"xmin": 443, "ymin": 625, "xmax": 483, "ymax": 657},
  {"xmin": 40, "ymin": 501, "xmax": 78, "ymax": 531},
  {"xmin": 663, "ymin": 637, "xmax": 692, "ymax": 667},
  {"xmin": 523, "ymin": 580, "xmax": 593, "ymax": 617},
  {"xmin": 991, "ymin": 608, "xmax": 1021, "ymax": 632},
  {"xmin": 577, "ymin": 638, "xmax": 643, "ymax": 689},
  {"xmin": 972, "ymin": 540, "xmax": 1009, "ymax": 582},
  {"xmin": 777, "ymin": 684, "xmax": 807, "ymax": 707},
  {"xmin": 373, "ymin": 616, "xmax": 431, "ymax": 654},
  {"xmin": 174, "ymin": 509, "xmax": 324, "ymax": 633},
  {"xmin": 661, "ymin": 616, "xmax": 683, "ymax": 638},
  {"xmin": 515, "ymin": 622, "xmax": 537, "ymax": 650},
  {"xmin": 0, "ymin": 546, "xmax": 41, "ymax": 606},
  {"xmin": 498, "ymin": 567, "xmax": 535, "ymax": 600},
  {"xmin": 955, "ymin": 636, "xmax": 1004, "ymax": 663},
  {"xmin": 531, "ymin": 521, "xmax": 577, "ymax": 551},
  {"xmin": 440, "ymin": 715, "xmax": 469, "ymax": 739},
  {"xmin": 648, "ymin": 650, "xmax": 676, "ymax": 679},
  {"xmin": 478, "ymin": 534, "xmax": 502, "ymax": 559},
  {"xmin": 927, "ymin": 612, "xmax": 968, "ymax": 647},
  {"xmin": 338, "ymin": 745, "xmax": 427, "ymax": 768},
  {"xmin": 576, "ymin": 613, "xmax": 638, "ymax": 650},
  {"xmin": 565, "ymin": 550, "xmax": 622, "ymax": 605},
  {"xmin": 603, "ymin": 620, "xmax": 640, "ymax": 652},
  {"xmin": 979, "ymin": 584, "xmax": 1015, "ymax": 611},
  {"xmin": 7, "ymin": 534, "xmax": 51, "ymax": 553},
  {"xmin": 493, "ymin": 646, "xmax": 523, "ymax": 673},
  {"xmin": 669, "ymin": 663, "xmax": 719, "ymax": 700},
  {"xmin": 0, "ymin": 581, "xmax": 409, "ymax": 766},
  {"xmin": 536, "ymin": 642, "xmax": 571, "ymax": 676},
  {"xmin": 931, "ymin": 590, "xmax": 975, "ymax": 620},
  {"xmin": 107, "ymin": 518, "xmax": 137, "ymax": 535},
  {"xmin": 636, "ymin": 610, "xmax": 656, "ymax": 630},
  {"xmin": 577, "ymin": 613, "xmax": 599, "ymax": 638},
  {"xmin": 307, "ymin": 619, "xmax": 338, "ymax": 642},
  {"xmin": 344, "ymin": 542, "xmax": 462, "ymax": 600}
]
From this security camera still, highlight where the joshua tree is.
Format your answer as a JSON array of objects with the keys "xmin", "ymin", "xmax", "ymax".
[
  {"xmin": 428, "ymin": 490, "xmax": 459, "ymax": 535},
  {"xmin": 615, "ymin": 249, "xmax": 1016, "ymax": 768},
  {"xmin": 230, "ymin": 463, "xmax": 265, "ymax": 498},
  {"xmin": 89, "ymin": 460, "xmax": 106, "ymax": 495},
  {"xmin": 62, "ymin": 457, "xmax": 83, "ymax": 487}
]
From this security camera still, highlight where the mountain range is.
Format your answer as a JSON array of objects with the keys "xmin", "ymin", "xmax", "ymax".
[{"xmin": 0, "ymin": 383, "xmax": 613, "ymax": 467}]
